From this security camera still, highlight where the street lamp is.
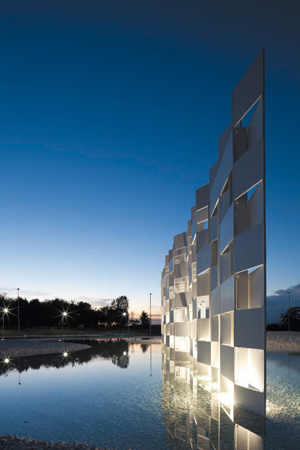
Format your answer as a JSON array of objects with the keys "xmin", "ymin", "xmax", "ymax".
[
  {"xmin": 287, "ymin": 291, "xmax": 291, "ymax": 332},
  {"xmin": 123, "ymin": 312, "xmax": 129, "ymax": 335},
  {"xmin": 150, "ymin": 293, "xmax": 152, "ymax": 338},
  {"xmin": 17, "ymin": 288, "xmax": 20, "ymax": 336},
  {"xmin": 62, "ymin": 311, "xmax": 68, "ymax": 330},
  {"xmin": 2, "ymin": 308, "xmax": 9, "ymax": 332}
]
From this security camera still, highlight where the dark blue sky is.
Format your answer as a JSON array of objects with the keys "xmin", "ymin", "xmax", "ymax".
[{"xmin": 0, "ymin": 0, "xmax": 299, "ymax": 321}]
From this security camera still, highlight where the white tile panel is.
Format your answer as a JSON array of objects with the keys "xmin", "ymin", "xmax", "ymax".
[
  {"xmin": 221, "ymin": 313, "xmax": 232, "ymax": 346},
  {"xmin": 219, "ymin": 204, "xmax": 234, "ymax": 254},
  {"xmin": 209, "ymin": 215, "xmax": 218, "ymax": 242},
  {"xmin": 219, "ymin": 189, "xmax": 230, "ymax": 223},
  {"xmin": 174, "ymin": 232, "xmax": 187, "ymax": 250},
  {"xmin": 218, "ymin": 124, "xmax": 232, "ymax": 160},
  {"xmin": 197, "ymin": 272, "xmax": 210, "ymax": 297},
  {"xmin": 211, "ymin": 316, "xmax": 219, "ymax": 342},
  {"xmin": 210, "ymin": 131, "xmax": 233, "ymax": 217},
  {"xmin": 197, "ymin": 341, "xmax": 211, "ymax": 366},
  {"xmin": 174, "ymin": 293, "xmax": 187, "ymax": 308},
  {"xmin": 232, "ymin": 50, "xmax": 264, "ymax": 126},
  {"xmin": 211, "ymin": 286, "xmax": 221, "ymax": 316},
  {"xmin": 197, "ymin": 245, "xmax": 211, "ymax": 275},
  {"xmin": 232, "ymin": 137, "xmax": 264, "ymax": 201},
  {"xmin": 196, "ymin": 206, "xmax": 209, "ymax": 224},
  {"xmin": 196, "ymin": 184, "xmax": 209, "ymax": 211},
  {"xmin": 217, "ymin": 132, "xmax": 233, "ymax": 200},
  {"xmin": 233, "ymin": 222, "xmax": 264, "ymax": 273},
  {"xmin": 249, "ymin": 266, "xmax": 264, "ymax": 309},
  {"xmin": 234, "ymin": 385, "xmax": 265, "ymax": 416},
  {"xmin": 220, "ymin": 344, "xmax": 234, "ymax": 382},
  {"xmin": 248, "ymin": 98, "xmax": 263, "ymax": 148},
  {"xmin": 248, "ymin": 182, "xmax": 264, "ymax": 229},
  {"xmin": 211, "ymin": 265, "xmax": 218, "ymax": 291},
  {"xmin": 234, "ymin": 308, "xmax": 265, "ymax": 350},
  {"xmin": 197, "ymin": 318, "xmax": 210, "ymax": 341},
  {"xmin": 174, "ymin": 322, "xmax": 187, "ymax": 337},
  {"xmin": 196, "ymin": 229, "xmax": 209, "ymax": 253},
  {"xmin": 190, "ymin": 319, "xmax": 197, "ymax": 340},
  {"xmin": 220, "ymin": 249, "xmax": 231, "ymax": 285},
  {"xmin": 221, "ymin": 275, "xmax": 235, "ymax": 314}
]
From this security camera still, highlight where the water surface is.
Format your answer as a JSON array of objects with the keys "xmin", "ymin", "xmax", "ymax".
[{"xmin": 0, "ymin": 340, "xmax": 299, "ymax": 450}]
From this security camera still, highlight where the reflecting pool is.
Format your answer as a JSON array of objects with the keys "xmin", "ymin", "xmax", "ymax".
[{"xmin": 0, "ymin": 340, "xmax": 299, "ymax": 450}]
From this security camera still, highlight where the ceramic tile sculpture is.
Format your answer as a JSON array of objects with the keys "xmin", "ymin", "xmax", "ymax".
[{"xmin": 161, "ymin": 50, "xmax": 266, "ymax": 416}]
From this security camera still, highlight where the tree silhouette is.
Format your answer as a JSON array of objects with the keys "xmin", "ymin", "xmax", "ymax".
[
  {"xmin": 280, "ymin": 307, "xmax": 300, "ymax": 331},
  {"xmin": 140, "ymin": 310, "xmax": 150, "ymax": 329}
]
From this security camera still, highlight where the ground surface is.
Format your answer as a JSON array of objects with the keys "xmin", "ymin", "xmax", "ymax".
[
  {"xmin": 266, "ymin": 331, "xmax": 300, "ymax": 352},
  {"xmin": 0, "ymin": 434, "xmax": 115, "ymax": 450},
  {"xmin": 0, "ymin": 332, "xmax": 299, "ymax": 357},
  {"xmin": 0, "ymin": 335, "xmax": 161, "ymax": 357},
  {"xmin": 0, "ymin": 338, "xmax": 90, "ymax": 357},
  {"xmin": 0, "ymin": 328, "xmax": 161, "ymax": 337}
]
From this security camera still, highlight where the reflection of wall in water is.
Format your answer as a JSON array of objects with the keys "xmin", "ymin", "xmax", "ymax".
[
  {"xmin": 161, "ymin": 51, "xmax": 266, "ymax": 416},
  {"xmin": 161, "ymin": 351, "xmax": 264, "ymax": 450}
]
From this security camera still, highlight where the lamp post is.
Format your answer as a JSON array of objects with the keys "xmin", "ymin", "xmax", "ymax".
[
  {"xmin": 62, "ymin": 311, "xmax": 67, "ymax": 330},
  {"xmin": 3, "ymin": 308, "xmax": 8, "ymax": 332},
  {"xmin": 287, "ymin": 291, "xmax": 291, "ymax": 332},
  {"xmin": 150, "ymin": 293, "xmax": 152, "ymax": 338},
  {"xmin": 17, "ymin": 288, "xmax": 20, "ymax": 336},
  {"xmin": 123, "ymin": 312, "xmax": 129, "ymax": 334}
]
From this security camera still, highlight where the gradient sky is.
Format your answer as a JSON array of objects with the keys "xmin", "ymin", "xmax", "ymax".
[{"xmin": 0, "ymin": 1, "xmax": 299, "ymax": 323}]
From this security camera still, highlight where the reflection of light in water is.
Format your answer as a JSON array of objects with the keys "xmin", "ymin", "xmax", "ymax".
[{"xmin": 162, "ymin": 355, "xmax": 261, "ymax": 450}]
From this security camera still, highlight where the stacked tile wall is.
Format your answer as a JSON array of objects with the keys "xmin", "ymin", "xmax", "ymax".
[{"xmin": 161, "ymin": 50, "xmax": 266, "ymax": 416}]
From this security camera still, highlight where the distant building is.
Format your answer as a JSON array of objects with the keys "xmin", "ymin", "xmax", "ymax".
[{"xmin": 161, "ymin": 50, "xmax": 266, "ymax": 416}]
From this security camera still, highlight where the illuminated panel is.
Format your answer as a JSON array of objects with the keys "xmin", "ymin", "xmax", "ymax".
[{"xmin": 161, "ymin": 50, "xmax": 266, "ymax": 416}]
